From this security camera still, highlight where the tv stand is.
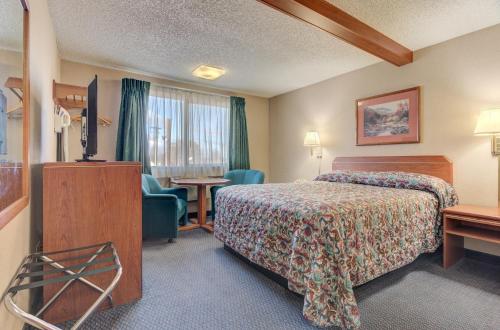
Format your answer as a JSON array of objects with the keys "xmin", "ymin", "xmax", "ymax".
[
  {"xmin": 42, "ymin": 161, "xmax": 142, "ymax": 323},
  {"xmin": 76, "ymin": 158, "xmax": 107, "ymax": 162},
  {"xmin": 76, "ymin": 154, "xmax": 106, "ymax": 162}
]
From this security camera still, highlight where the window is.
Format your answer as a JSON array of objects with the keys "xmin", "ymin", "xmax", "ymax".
[{"xmin": 148, "ymin": 85, "xmax": 229, "ymax": 178}]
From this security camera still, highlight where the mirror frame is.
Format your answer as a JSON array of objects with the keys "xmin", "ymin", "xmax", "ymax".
[{"xmin": 0, "ymin": 0, "xmax": 30, "ymax": 229}]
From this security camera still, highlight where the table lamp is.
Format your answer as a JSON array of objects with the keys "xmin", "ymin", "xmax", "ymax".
[{"xmin": 474, "ymin": 108, "xmax": 500, "ymax": 155}]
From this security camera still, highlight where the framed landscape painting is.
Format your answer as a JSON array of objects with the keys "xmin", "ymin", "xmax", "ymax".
[{"xmin": 356, "ymin": 87, "xmax": 420, "ymax": 146}]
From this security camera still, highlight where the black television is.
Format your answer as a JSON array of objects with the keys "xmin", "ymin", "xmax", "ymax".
[{"xmin": 77, "ymin": 75, "xmax": 104, "ymax": 162}]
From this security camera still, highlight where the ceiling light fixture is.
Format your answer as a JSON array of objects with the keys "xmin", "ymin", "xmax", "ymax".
[{"xmin": 192, "ymin": 65, "xmax": 226, "ymax": 80}]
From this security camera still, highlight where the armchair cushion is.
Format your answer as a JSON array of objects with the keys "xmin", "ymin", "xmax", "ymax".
[
  {"xmin": 160, "ymin": 187, "xmax": 188, "ymax": 202},
  {"xmin": 177, "ymin": 199, "xmax": 187, "ymax": 219}
]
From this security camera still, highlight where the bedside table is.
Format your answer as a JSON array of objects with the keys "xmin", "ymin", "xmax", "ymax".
[{"xmin": 443, "ymin": 205, "xmax": 500, "ymax": 268}]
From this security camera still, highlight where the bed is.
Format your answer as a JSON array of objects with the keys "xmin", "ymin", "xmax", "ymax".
[{"xmin": 214, "ymin": 156, "xmax": 458, "ymax": 329}]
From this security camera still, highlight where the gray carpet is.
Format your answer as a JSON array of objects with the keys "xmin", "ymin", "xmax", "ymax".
[{"xmin": 61, "ymin": 230, "xmax": 500, "ymax": 330}]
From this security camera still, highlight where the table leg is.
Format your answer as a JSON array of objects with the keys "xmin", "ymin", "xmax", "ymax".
[
  {"xmin": 443, "ymin": 215, "xmax": 464, "ymax": 268},
  {"xmin": 198, "ymin": 184, "xmax": 213, "ymax": 233},
  {"xmin": 197, "ymin": 184, "xmax": 206, "ymax": 226}
]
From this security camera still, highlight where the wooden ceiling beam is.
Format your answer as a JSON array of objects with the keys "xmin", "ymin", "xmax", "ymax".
[{"xmin": 258, "ymin": 0, "xmax": 413, "ymax": 66}]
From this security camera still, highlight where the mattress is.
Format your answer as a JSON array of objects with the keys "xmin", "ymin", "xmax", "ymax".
[{"xmin": 214, "ymin": 171, "xmax": 458, "ymax": 329}]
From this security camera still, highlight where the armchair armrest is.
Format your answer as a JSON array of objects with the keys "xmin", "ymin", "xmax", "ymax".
[
  {"xmin": 143, "ymin": 193, "xmax": 178, "ymax": 202},
  {"xmin": 142, "ymin": 193, "xmax": 179, "ymax": 217},
  {"xmin": 142, "ymin": 192, "xmax": 181, "ymax": 239},
  {"xmin": 160, "ymin": 187, "xmax": 188, "ymax": 202}
]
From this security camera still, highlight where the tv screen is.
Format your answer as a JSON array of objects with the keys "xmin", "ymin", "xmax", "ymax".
[{"xmin": 86, "ymin": 75, "xmax": 98, "ymax": 156}]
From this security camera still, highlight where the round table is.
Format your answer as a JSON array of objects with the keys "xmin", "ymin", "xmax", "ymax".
[{"xmin": 171, "ymin": 178, "xmax": 230, "ymax": 232}]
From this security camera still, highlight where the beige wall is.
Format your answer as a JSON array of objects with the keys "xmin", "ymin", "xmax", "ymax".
[
  {"xmin": 0, "ymin": 0, "xmax": 60, "ymax": 328},
  {"xmin": 269, "ymin": 24, "xmax": 500, "ymax": 255},
  {"xmin": 59, "ymin": 61, "xmax": 270, "ymax": 179},
  {"xmin": 0, "ymin": 206, "xmax": 30, "ymax": 329},
  {"xmin": 31, "ymin": 0, "xmax": 61, "ymax": 164}
]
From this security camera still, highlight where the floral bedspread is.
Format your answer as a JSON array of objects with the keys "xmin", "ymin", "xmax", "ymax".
[{"xmin": 214, "ymin": 171, "xmax": 458, "ymax": 329}]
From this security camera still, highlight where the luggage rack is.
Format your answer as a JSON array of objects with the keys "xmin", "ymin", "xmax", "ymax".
[{"xmin": 1, "ymin": 242, "xmax": 122, "ymax": 330}]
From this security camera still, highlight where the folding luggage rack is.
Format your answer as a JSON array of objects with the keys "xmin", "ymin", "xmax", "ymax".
[{"xmin": 1, "ymin": 242, "xmax": 122, "ymax": 330}]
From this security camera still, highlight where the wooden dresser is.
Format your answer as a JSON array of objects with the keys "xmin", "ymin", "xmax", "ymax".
[
  {"xmin": 42, "ymin": 162, "xmax": 142, "ymax": 323},
  {"xmin": 0, "ymin": 163, "xmax": 23, "ymax": 211}
]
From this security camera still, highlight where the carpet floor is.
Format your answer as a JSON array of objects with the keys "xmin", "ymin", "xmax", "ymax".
[{"xmin": 61, "ymin": 230, "xmax": 500, "ymax": 330}]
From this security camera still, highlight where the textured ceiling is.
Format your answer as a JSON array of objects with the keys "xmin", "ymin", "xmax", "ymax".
[
  {"xmin": 47, "ymin": 0, "xmax": 500, "ymax": 98},
  {"xmin": 0, "ymin": 0, "xmax": 24, "ymax": 51},
  {"xmin": 329, "ymin": 0, "xmax": 500, "ymax": 51}
]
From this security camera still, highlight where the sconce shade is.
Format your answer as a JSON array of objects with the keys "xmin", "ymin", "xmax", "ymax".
[
  {"xmin": 474, "ymin": 109, "xmax": 500, "ymax": 136},
  {"xmin": 304, "ymin": 131, "xmax": 320, "ymax": 146}
]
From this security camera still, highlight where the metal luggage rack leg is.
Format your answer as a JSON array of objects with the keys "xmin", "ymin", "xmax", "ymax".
[{"xmin": 1, "ymin": 242, "xmax": 122, "ymax": 330}]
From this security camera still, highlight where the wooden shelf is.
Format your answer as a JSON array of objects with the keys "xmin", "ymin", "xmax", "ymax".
[
  {"xmin": 446, "ymin": 214, "xmax": 500, "ymax": 228},
  {"xmin": 443, "ymin": 205, "xmax": 500, "ymax": 268},
  {"xmin": 70, "ymin": 114, "xmax": 112, "ymax": 127},
  {"xmin": 4, "ymin": 77, "xmax": 23, "ymax": 102},
  {"xmin": 53, "ymin": 79, "xmax": 112, "ymax": 127},
  {"xmin": 53, "ymin": 79, "xmax": 87, "ymax": 110},
  {"xmin": 57, "ymin": 98, "xmax": 86, "ymax": 110},
  {"xmin": 5, "ymin": 77, "xmax": 23, "ymax": 90},
  {"xmin": 446, "ymin": 226, "xmax": 500, "ymax": 244}
]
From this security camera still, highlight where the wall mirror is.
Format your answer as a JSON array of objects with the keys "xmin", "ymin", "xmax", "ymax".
[{"xmin": 0, "ymin": 0, "xmax": 30, "ymax": 228}]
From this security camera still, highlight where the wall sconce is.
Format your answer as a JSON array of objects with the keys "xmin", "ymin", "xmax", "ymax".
[
  {"xmin": 474, "ymin": 108, "xmax": 500, "ymax": 155},
  {"xmin": 304, "ymin": 131, "xmax": 320, "ymax": 156},
  {"xmin": 304, "ymin": 131, "xmax": 323, "ymax": 176}
]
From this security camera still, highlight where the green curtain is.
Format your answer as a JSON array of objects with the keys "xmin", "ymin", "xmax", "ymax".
[
  {"xmin": 115, "ymin": 78, "xmax": 152, "ymax": 174},
  {"xmin": 229, "ymin": 96, "xmax": 250, "ymax": 170}
]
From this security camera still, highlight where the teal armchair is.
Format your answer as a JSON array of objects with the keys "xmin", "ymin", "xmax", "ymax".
[
  {"xmin": 210, "ymin": 169, "xmax": 265, "ymax": 219},
  {"xmin": 142, "ymin": 174, "xmax": 188, "ymax": 240}
]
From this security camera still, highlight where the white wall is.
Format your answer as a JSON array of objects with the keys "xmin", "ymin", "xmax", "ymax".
[
  {"xmin": 0, "ymin": 0, "xmax": 60, "ymax": 328},
  {"xmin": 269, "ymin": 24, "xmax": 500, "ymax": 256}
]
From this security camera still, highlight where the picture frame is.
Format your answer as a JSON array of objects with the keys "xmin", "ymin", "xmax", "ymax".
[{"xmin": 356, "ymin": 87, "xmax": 420, "ymax": 146}]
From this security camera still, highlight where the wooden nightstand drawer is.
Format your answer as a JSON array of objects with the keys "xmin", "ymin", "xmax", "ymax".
[{"xmin": 443, "ymin": 205, "xmax": 500, "ymax": 268}]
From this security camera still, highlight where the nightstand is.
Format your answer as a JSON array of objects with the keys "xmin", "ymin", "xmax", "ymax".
[{"xmin": 443, "ymin": 205, "xmax": 500, "ymax": 268}]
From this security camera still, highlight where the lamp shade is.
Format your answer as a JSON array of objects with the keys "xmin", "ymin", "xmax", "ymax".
[
  {"xmin": 474, "ymin": 109, "xmax": 500, "ymax": 136},
  {"xmin": 304, "ymin": 131, "xmax": 320, "ymax": 146}
]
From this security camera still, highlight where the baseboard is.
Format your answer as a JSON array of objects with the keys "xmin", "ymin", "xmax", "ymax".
[{"xmin": 464, "ymin": 248, "xmax": 500, "ymax": 264}]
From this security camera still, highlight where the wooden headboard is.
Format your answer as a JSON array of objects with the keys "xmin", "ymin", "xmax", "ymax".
[{"xmin": 332, "ymin": 156, "xmax": 453, "ymax": 184}]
